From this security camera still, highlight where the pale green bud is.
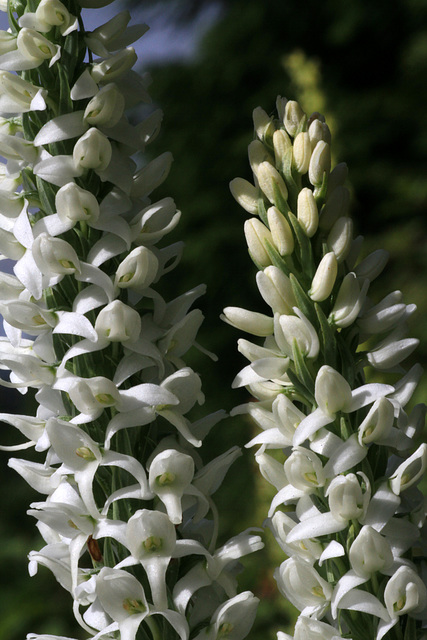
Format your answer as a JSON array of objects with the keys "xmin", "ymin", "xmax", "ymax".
[
  {"xmin": 315, "ymin": 365, "xmax": 352, "ymax": 415},
  {"xmin": 256, "ymin": 266, "xmax": 295, "ymax": 315},
  {"xmin": 327, "ymin": 162, "xmax": 348, "ymax": 194},
  {"xmin": 308, "ymin": 117, "xmax": 331, "ymax": 150},
  {"xmin": 244, "ymin": 218, "xmax": 273, "ymax": 268},
  {"xmin": 221, "ymin": 307, "xmax": 274, "ymax": 337},
  {"xmin": 297, "ymin": 187, "xmax": 318, "ymax": 237},
  {"xmin": 0, "ymin": 229, "xmax": 25, "ymax": 259},
  {"xmin": 309, "ymin": 252, "xmax": 338, "ymax": 302},
  {"xmin": 229, "ymin": 177, "xmax": 259, "ymax": 214},
  {"xmin": 273, "ymin": 129, "xmax": 292, "ymax": 166},
  {"xmin": 327, "ymin": 216, "xmax": 353, "ymax": 262},
  {"xmin": 276, "ymin": 95, "xmax": 288, "ymax": 122},
  {"xmin": 284, "ymin": 100, "xmax": 305, "ymax": 137},
  {"xmin": 267, "ymin": 206, "xmax": 294, "ymax": 256},
  {"xmin": 354, "ymin": 249, "xmax": 389, "ymax": 282},
  {"xmin": 308, "ymin": 140, "xmax": 331, "ymax": 187},
  {"xmin": 248, "ymin": 140, "xmax": 273, "ymax": 175},
  {"xmin": 252, "ymin": 106, "xmax": 274, "ymax": 140},
  {"xmin": 257, "ymin": 161, "xmax": 288, "ymax": 207},
  {"xmin": 292, "ymin": 132, "xmax": 311, "ymax": 174},
  {"xmin": 319, "ymin": 186, "xmax": 351, "ymax": 231},
  {"xmin": 329, "ymin": 272, "xmax": 368, "ymax": 328}
]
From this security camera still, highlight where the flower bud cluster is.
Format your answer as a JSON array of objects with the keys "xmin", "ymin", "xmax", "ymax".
[
  {"xmin": 226, "ymin": 98, "xmax": 427, "ymax": 639},
  {"xmin": 0, "ymin": 3, "xmax": 261, "ymax": 640}
]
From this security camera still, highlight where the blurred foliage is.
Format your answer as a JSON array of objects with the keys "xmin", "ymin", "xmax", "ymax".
[{"xmin": 2, "ymin": 0, "xmax": 427, "ymax": 638}]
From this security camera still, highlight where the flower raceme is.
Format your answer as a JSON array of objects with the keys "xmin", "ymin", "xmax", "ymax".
[
  {"xmin": 225, "ymin": 98, "xmax": 427, "ymax": 640},
  {"xmin": 0, "ymin": 2, "xmax": 262, "ymax": 640}
]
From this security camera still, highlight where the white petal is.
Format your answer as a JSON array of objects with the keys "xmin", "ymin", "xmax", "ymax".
[{"xmin": 34, "ymin": 111, "xmax": 87, "ymax": 146}]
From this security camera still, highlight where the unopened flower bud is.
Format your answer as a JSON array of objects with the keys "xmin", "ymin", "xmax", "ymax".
[
  {"xmin": 267, "ymin": 206, "xmax": 294, "ymax": 256},
  {"xmin": 308, "ymin": 117, "xmax": 331, "ymax": 149},
  {"xmin": 297, "ymin": 187, "xmax": 318, "ymax": 237},
  {"xmin": 32, "ymin": 233, "xmax": 81, "ymax": 275},
  {"xmin": 275, "ymin": 311, "xmax": 319, "ymax": 359},
  {"xmin": 256, "ymin": 266, "xmax": 295, "ymax": 315},
  {"xmin": 315, "ymin": 365, "xmax": 352, "ymax": 415},
  {"xmin": 252, "ymin": 106, "xmax": 274, "ymax": 140},
  {"xmin": 55, "ymin": 183, "xmax": 100, "ymax": 225},
  {"xmin": 229, "ymin": 177, "xmax": 259, "ymax": 215},
  {"xmin": 354, "ymin": 249, "xmax": 389, "ymax": 281},
  {"xmin": 358, "ymin": 397, "xmax": 394, "ymax": 445},
  {"xmin": 91, "ymin": 47, "xmax": 137, "ymax": 83},
  {"xmin": 17, "ymin": 27, "xmax": 57, "ymax": 63},
  {"xmin": 326, "ymin": 473, "xmax": 369, "ymax": 522},
  {"xmin": 367, "ymin": 335, "xmax": 419, "ymax": 371},
  {"xmin": 327, "ymin": 162, "xmax": 348, "ymax": 193},
  {"xmin": 389, "ymin": 443, "xmax": 427, "ymax": 495},
  {"xmin": 221, "ymin": 307, "xmax": 274, "ymax": 337},
  {"xmin": 327, "ymin": 216, "xmax": 353, "ymax": 262},
  {"xmin": 83, "ymin": 83, "xmax": 125, "ymax": 127},
  {"xmin": 308, "ymin": 140, "xmax": 331, "ymax": 187},
  {"xmin": 257, "ymin": 161, "xmax": 288, "ymax": 207},
  {"xmin": 89, "ymin": 10, "xmax": 130, "ymax": 45},
  {"xmin": 95, "ymin": 300, "xmax": 141, "ymax": 343},
  {"xmin": 284, "ymin": 100, "xmax": 305, "ymax": 137},
  {"xmin": 73, "ymin": 128, "xmax": 112, "ymax": 172},
  {"xmin": 309, "ymin": 251, "xmax": 337, "ymax": 302},
  {"xmin": 319, "ymin": 186, "xmax": 350, "ymax": 230},
  {"xmin": 276, "ymin": 95, "xmax": 288, "ymax": 122},
  {"xmin": 329, "ymin": 272, "xmax": 368, "ymax": 328},
  {"xmin": 292, "ymin": 132, "xmax": 311, "ymax": 174},
  {"xmin": 115, "ymin": 245, "xmax": 159, "ymax": 290},
  {"xmin": 349, "ymin": 526, "xmax": 393, "ymax": 578},
  {"xmin": 273, "ymin": 128, "xmax": 292, "ymax": 166},
  {"xmin": 244, "ymin": 218, "xmax": 273, "ymax": 268},
  {"xmin": 131, "ymin": 152, "xmax": 173, "ymax": 199},
  {"xmin": 248, "ymin": 140, "xmax": 273, "ymax": 175}
]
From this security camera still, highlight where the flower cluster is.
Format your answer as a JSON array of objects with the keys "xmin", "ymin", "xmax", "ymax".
[
  {"xmin": 0, "ymin": 1, "xmax": 262, "ymax": 639},
  {"xmin": 224, "ymin": 98, "xmax": 427, "ymax": 640}
]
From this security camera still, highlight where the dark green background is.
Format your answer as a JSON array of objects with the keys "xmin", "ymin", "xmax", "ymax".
[{"xmin": 1, "ymin": 0, "xmax": 427, "ymax": 638}]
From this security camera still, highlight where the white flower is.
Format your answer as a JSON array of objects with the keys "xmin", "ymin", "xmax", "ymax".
[
  {"xmin": 384, "ymin": 566, "xmax": 427, "ymax": 618},
  {"xmin": 275, "ymin": 556, "xmax": 333, "ymax": 614},
  {"xmin": 349, "ymin": 526, "xmax": 393, "ymax": 578},
  {"xmin": 326, "ymin": 472, "xmax": 370, "ymax": 523}
]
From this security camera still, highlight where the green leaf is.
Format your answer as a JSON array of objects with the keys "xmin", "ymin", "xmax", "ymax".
[
  {"xmin": 36, "ymin": 176, "xmax": 57, "ymax": 215},
  {"xmin": 291, "ymin": 339, "xmax": 315, "ymax": 398},
  {"xmin": 289, "ymin": 273, "xmax": 317, "ymax": 325},
  {"xmin": 315, "ymin": 302, "xmax": 337, "ymax": 368},
  {"xmin": 264, "ymin": 239, "xmax": 291, "ymax": 276},
  {"xmin": 287, "ymin": 210, "xmax": 315, "ymax": 279}
]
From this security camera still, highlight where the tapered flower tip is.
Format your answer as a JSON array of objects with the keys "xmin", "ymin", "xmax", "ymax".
[{"xmin": 314, "ymin": 365, "xmax": 352, "ymax": 416}]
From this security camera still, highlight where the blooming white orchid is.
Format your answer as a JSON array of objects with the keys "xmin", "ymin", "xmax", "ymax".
[
  {"xmin": 0, "ymin": 3, "xmax": 262, "ymax": 640},
  {"xmin": 226, "ymin": 97, "xmax": 427, "ymax": 640}
]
